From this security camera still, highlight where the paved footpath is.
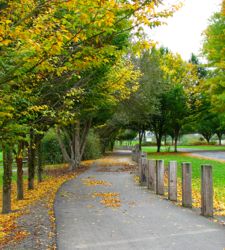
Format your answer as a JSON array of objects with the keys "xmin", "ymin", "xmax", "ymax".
[
  {"xmin": 55, "ymin": 151, "xmax": 225, "ymax": 250},
  {"xmin": 178, "ymin": 148, "xmax": 225, "ymax": 161}
]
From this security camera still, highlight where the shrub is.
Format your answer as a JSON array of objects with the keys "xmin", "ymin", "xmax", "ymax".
[
  {"xmin": 82, "ymin": 130, "xmax": 102, "ymax": 160},
  {"xmin": 41, "ymin": 129, "xmax": 64, "ymax": 164},
  {"xmin": 191, "ymin": 141, "xmax": 217, "ymax": 146},
  {"xmin": 141, "ymin": 142, "xmax": 157, "ymax": 146}
]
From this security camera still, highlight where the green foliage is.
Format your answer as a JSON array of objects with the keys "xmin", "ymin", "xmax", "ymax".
[
  {"xmin": 203, "ymin": 3, "xmax": 225, "ymax": 113},
  {"xmin": 82, "ymin": 130, "xmax": 102, "ymax": 160},
  {"xmin": 116, "ymin": 129, "xmax": 137, "ymax": 141},
  {"xmin": 41, "ymin": 129, "xmax": 64, "ymax": 164},
  {"xmin": 122, "ymin": 48, "xmax": 167, "ymax": 129}
]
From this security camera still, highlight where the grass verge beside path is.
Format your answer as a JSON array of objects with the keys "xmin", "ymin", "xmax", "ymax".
[
  {"xmin": 147, "ymin": 152, "xmax": 225, "ymax": 217},
  {"xmin": 142, "ymin": 145, "xmax": 225, "ymax": 153},
  {"xmin": 178, "ymin": 145, "xmax": 225, "ymax": 151}
]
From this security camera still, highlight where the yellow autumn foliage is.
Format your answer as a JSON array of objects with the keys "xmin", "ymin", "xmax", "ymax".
[{"xmin": 93, "ymin": 192, "xmax": 121, "ymax": 208}]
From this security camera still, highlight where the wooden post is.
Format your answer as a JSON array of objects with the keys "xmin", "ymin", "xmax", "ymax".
[
  {"xmin": 140, "ymin": 157, "xmax": 147, "ymax": 185},
  {"xmin": 156, "ymin": 160, "xmax": 164, "ymax": 195},
  {"xmin": 147, "ymin": 160, "xmax": 156, "ymax": 191},
  {"xmin": 182, "ymin": 162, "xmax": 192, "ymax": 208},
  {"xmin": 168, "ymin": 161, "xmax": 177, "ymax": 201},
  {"xmin": 145, "ymin": 160, "xmax": 149, "ymax": 188},
  {"xmin": 201, "ymin": 165, "xmax": 213, "ymax": 217},
  {"xmin": 138, "ymin": 155, "xmax": 142, "ymax": 180},
  {"xmin": 138, "ymin": 151, "xmax": 148, "ymax": 185},
  {"xmin": 142, "ymin": 152, "xmax": 147, "ymax": 158}
]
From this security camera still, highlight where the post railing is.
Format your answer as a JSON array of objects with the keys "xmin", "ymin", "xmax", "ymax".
[{"xmin": 131, "ymin": 149, "xmax": 214, "ymax": 217}]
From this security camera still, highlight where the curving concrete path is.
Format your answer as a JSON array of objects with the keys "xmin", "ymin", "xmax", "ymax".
[
  {"xmin": 178, "ymin": 148, "xmax": 225, "ymax": 161},
  {"xmin": 54, "ymin": 151, "xmax": 225, "ymax": 250}
]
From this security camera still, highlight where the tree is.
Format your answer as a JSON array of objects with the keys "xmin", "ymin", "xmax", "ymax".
[
  {"xmin": 165, "ymin": 85, "xmax": 189, "ymax": 152},
  {"xmin": 0, "ymin": 0, "xmax": 179, "ymax": 213},
  {"xmin": 202, "ymin": 1, "xmax": 225, "ymax": 113},
  {"xmin": 160, "ymin": 52, "xmax": 202, "ymax": 151},
  {"xmin": 114, "ymin": 48, "xmax": 195, "ymax": 152},
  {"xmin": 56, "ymin": 59, "xmax": 140, "ymax": 169},
  {"xmin": 118, "ymin": 48, "xmax": 169, "ymax": 150},
  {"xmin": 213, "ymin": 114, "xmax": 225, "ymax": 145}
]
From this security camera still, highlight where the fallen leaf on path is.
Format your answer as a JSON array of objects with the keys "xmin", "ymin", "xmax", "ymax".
[
  {"xmin": 0, "ymin": 164, "xmax": 83, "ymax": 247},
  {"xmin": 82, "ymin": 179, "xmax": 112, "ymax": 186},
  {"xmin": 92, "ymin": 192, "xmax": 121, "ymax": 208}
]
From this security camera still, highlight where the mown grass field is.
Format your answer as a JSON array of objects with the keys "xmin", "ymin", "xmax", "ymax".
[
  {"xmin": 177, "ymin": 145, "xmax": 225, "ymax": 150},
  {"xmin": 145, "ymin": 152, "xmax": 225, "ymax": 215},
  {"xmin": 142, "ymin": 145, "xmax": 225, "ymax": 152}
]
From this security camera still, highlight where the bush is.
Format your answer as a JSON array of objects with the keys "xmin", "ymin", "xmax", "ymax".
[
  {"xmin": 41, "ymin": 128, "xmax": 102, "ymax": 164},
  {"xmin": 191, "ymin": 141, "xmax": 217, "ymax": 146},
  {"xmin": 141, "ymin": 141, "xmax": 157, "ymax": 146},
  {"xmin": 41, "ymin": 129, "xmax": 64, "ymax": 164},
  {"xmin": 82, "ymin": 130, "xmax": 102, "ymax": 160}
]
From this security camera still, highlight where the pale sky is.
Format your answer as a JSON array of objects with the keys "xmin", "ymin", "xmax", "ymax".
[{"xmin": 148, "ymin": 0, "xmax": 222, "ymax": 61}]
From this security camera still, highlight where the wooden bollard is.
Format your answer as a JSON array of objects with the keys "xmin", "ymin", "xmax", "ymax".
[
  {"xmin": 168, "ymin": 161, "xmax": 177, "ymax": 201},
  {"xmin": 146, "ymin": 159, "xmax": 149, "ymax": 187},
  {"xmin": 156, "ymin": 160, "xmax": 164, "ymax": 195},
  {"xmin": 201, "ymin": 165, "xmax": 213, "ymax": 217},
  {"xmin": 147, "ymin": 160, "xmax": 156, "ymax": 191},
  {"xmin": 140, "ymin": 157, "xmax": 147, "ymax": 185},
  {"xmin": 182, "ymin": 162, "xmax": 192, "ymax": 208},
  {"xmin": 138, "ymin": 156, "xmax": 142, "ymax": 180},
  {"xmin": 142, "ymin": 152, "xmax": 147, "ymax": 158}
]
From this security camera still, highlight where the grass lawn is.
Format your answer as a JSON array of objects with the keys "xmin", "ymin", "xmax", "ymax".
[
  {"xmin": 146, "ymin": 152, "xmax": 225, "ymax": 215},
  {"xmin": 177, "ymin": 145, "xmax": 225, "ymax": 150},
  {"xmin": 142, "ymin": 145, "xmax": 225, "ymax": 153}
]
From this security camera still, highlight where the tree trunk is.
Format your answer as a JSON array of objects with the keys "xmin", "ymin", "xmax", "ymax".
[
  {"xmin": 35, "ymin": 135, "xmax": 44, "ymax": 183},
  {"xmin": 57, "ymin": 119, "xmax": 92, "ymax": 171},
  {"xmin": 28, "ymin": 129, "xmax": 36, "ymax": 190},
  {"xmin": 216, "ymin": 133, "xmax": 222, "ymax": 145},
  {"xmin": 138, "ymin": 131, "xmax": 141, "ymax": 150},
  {"xmin": 16, "ymin": 156, "xmax": 23, "ymax": 200},
  {"xmin": 143, "ymin": 131, "xmax": 146, "ymax": 143},
  {"xmin": 16, "ymin": 142, "xmax": 24, "ymax": 200},
  {"xmin": 156, "ymin": 135, "xmax": 162, "ymax": 152},
  {"xmin": 171, "ymin": 136, "xmax": 174, "ymax": 146},
  {"xmin": 174, "ymin": 129, "xmax": 180, "ymax": 152},
  {"xmin": 138, "ymin": 130, "xmax": 144, "ymax": 151},
  {"xmin": 56, "ymin": 127, "xmax": 71, "ymax": 162},
  {"xmin": 73, "ymin": 121, "xmax": 81, "ymax": 170},
  {"xmin": 80, "ymin": 119, "xmax": 92, "ymax": 161},
  {"xmin": 37, "ymin": 141, "xmax": 42, "ymax": 182},
  {"xmin": 2, "ymin": 144, "xmax": 13, "ymax": 214},
  {"xmin": 206, "ymin": 137, "xmax": 210, "ymax": 144},
  {"xmin": 174, "ymin": 136, "xmax": 178, "ymax": 152},
  {"xmin": 202, "ymin": 133, "xmax": 212, "ymax": 144},
  {"xmin": 110, "ymin": 140, "xmax": 115, "ymax": 151}
]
